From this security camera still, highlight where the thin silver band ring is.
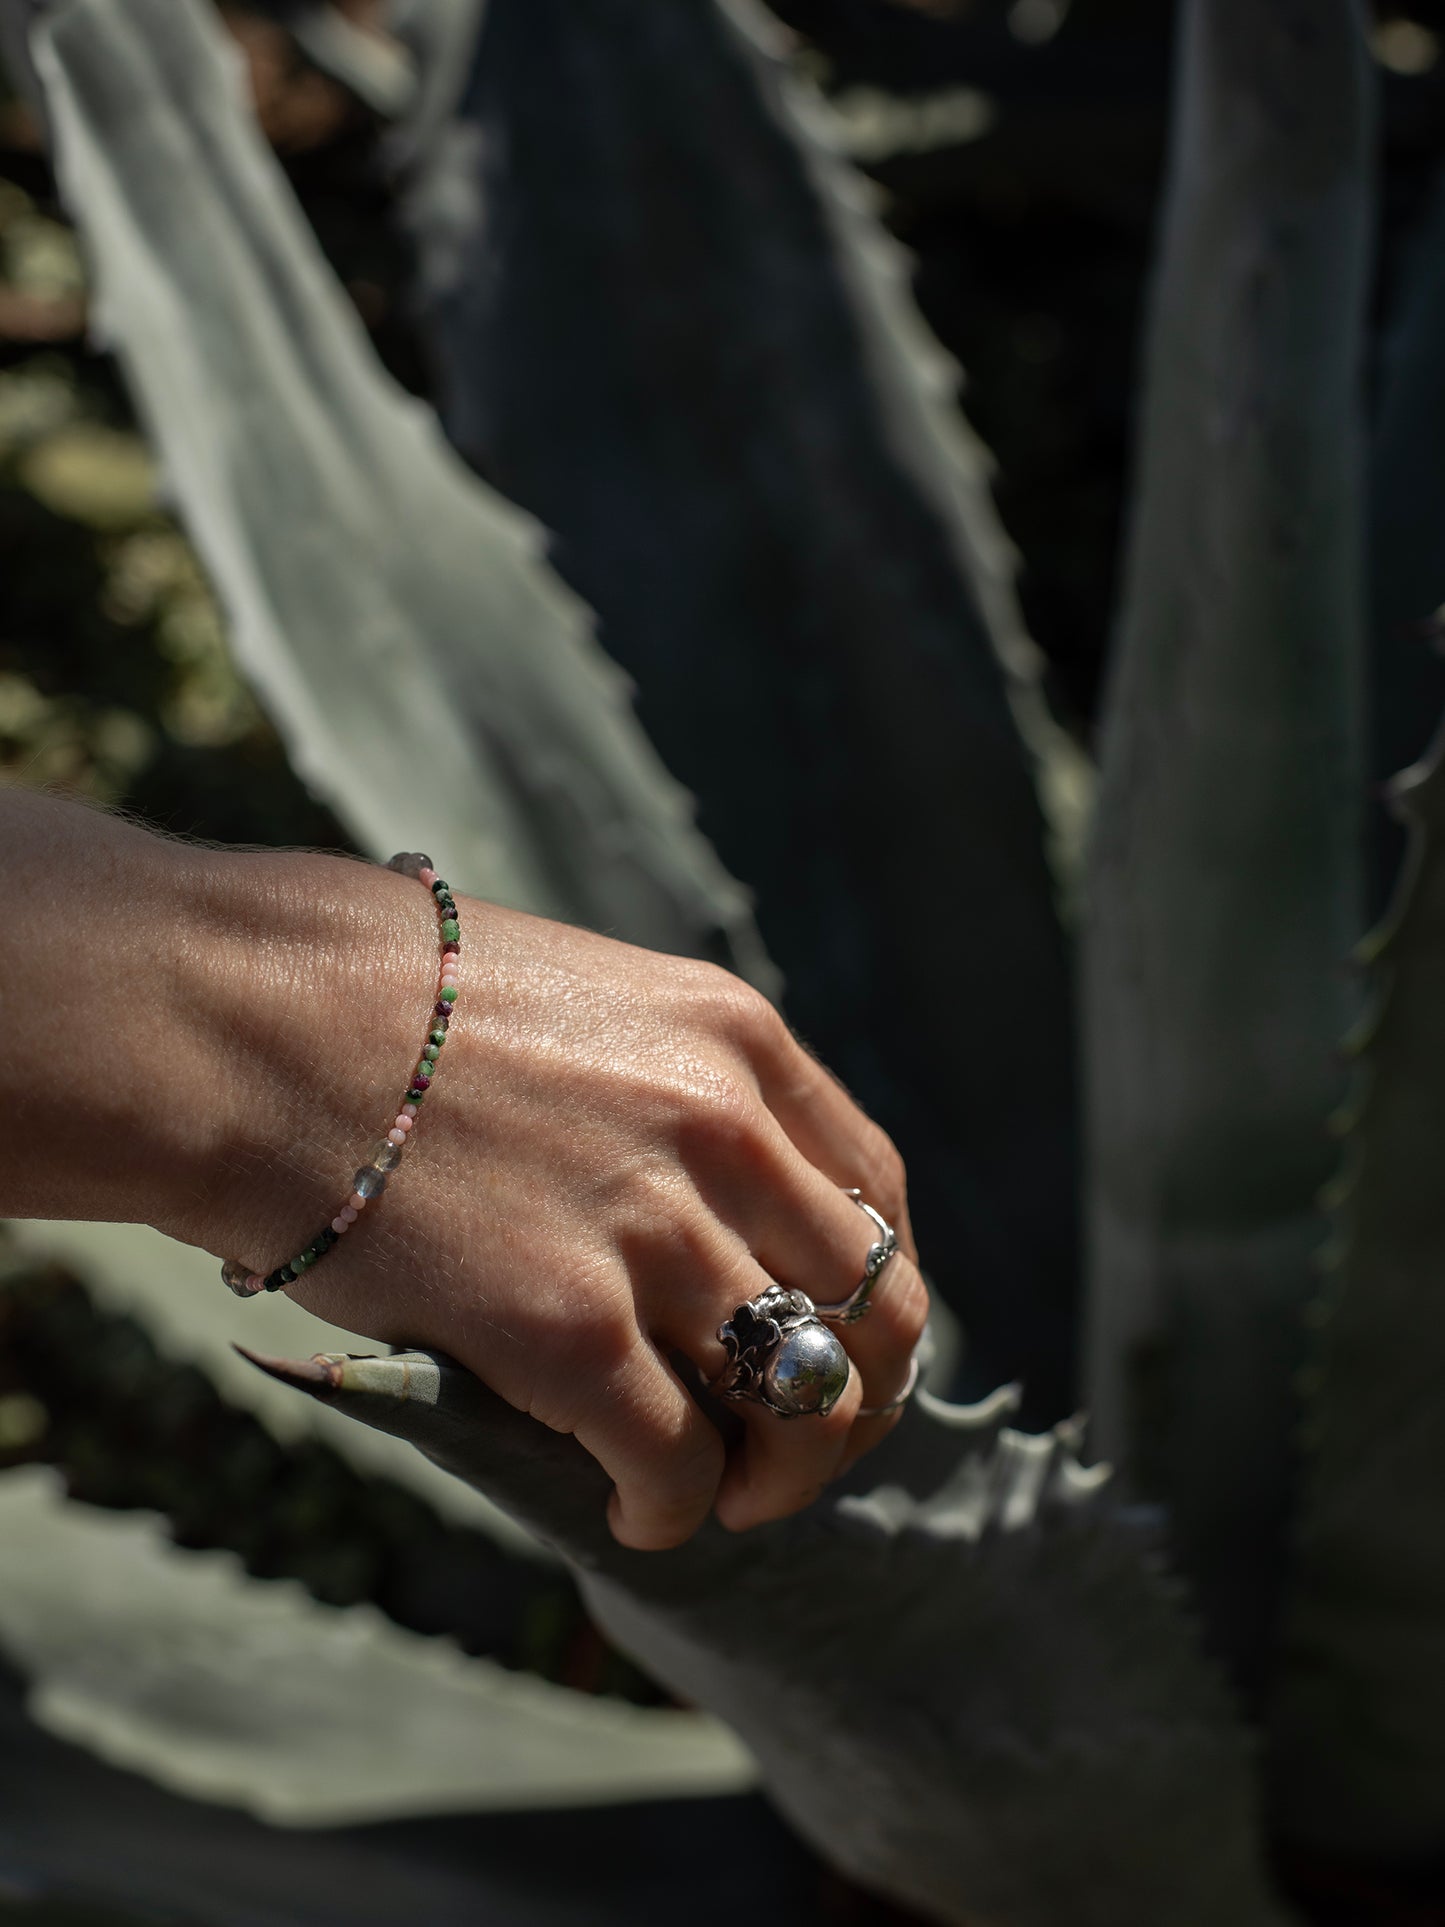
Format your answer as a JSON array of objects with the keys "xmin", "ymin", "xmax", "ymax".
[
  {"xmin": 812, "ymin": 1188, "xmax": 900, "ymax": 1325},
  {"xmin": 858, "ymin": 1349, "xmax": 919, "ymax": 1418}
]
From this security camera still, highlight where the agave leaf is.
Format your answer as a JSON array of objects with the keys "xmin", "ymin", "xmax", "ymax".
[
  {"xmin": 1270, "ymin": 727, "xmax": 1445, "ymax": 1859},
  {"xmin": 1366, "ymin": 165, "xmax": 1445, "ymax": 910},
  {"xmin": 278, "ymin": 3, "xmax": 418, "ymax": 118},
  {"xmin": 24, "ymin": 0, "xmax": 774, "ymax": 990},
  {"xmin": 1, "ymin": 1647, "xmax": 830, "ymax": 1927},
  {"xmin": 397, "ymin": 0, "xmax": 1088, "ymax": 1417},
  {"xmin": 242, "ymin": 1345, "xmax": 1287, "ymax": 1927},
  {"xmin": 0, "ymin": 1217, "xmax": 545, "ymax": 1554},
  {"xmin": 1083, "ymin": 0, "xmax": 1370, "ymax": 1688},
  {"xmin": 385, "ymin": 0, "xmax": 489, "ymax": 166},
  {"xmin": 0, "ymin": 1464, "xmax": 751, "ymax": 1825}
]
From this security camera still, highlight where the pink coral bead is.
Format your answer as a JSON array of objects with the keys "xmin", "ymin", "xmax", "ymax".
[
  {"xmin": 402, "ymin": 1102, "xmax": 419, "ymax": 1119},
  {"xmin": 245, "ymin": 1274, "xmax": 265, "ymax": 1294},
  {"xmin": 419, "ymin": 866, "xmax": 436, "ymax": 886},
  {"xmin": 347, "ymin": 1191, "xmax": 367, "ymax": 1212},
  {"xmin": 387, "ymin": 1127, "xmax": 406, "ymax": 1145},
  {"xmin": 340, "ymin": 1204, "xmax": 359, "ymax": 1223},
  {"xmin": 331, "ymin": 1216, "xmax": 348, "ymax": 1235},
  {"xmin": 394, "ymin": 1115, "xmax": 413, "ymax": 1133}
]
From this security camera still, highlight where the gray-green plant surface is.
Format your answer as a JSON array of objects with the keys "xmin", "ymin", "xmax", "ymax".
[
  {"xmin": 2, "ymin": 0, "xmax": 1441, "ymax": 1921},
  {"xmin": 0, "ymin": 1463, "xmax": 751, "ymax": 1824},
  {"xmin": 1083, "ymin": 0, "xmax": 1369, "ymax": 1699}
]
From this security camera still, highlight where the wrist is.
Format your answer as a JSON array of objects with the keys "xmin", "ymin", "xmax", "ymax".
[{"xmin": 154, "ymin": 844, "xmax": 440, "ymax": 1270}]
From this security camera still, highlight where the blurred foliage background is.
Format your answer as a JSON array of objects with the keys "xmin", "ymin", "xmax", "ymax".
[{"xmin": 4, "ymin": 1, "xmax": 1445, "ymax": 1920}]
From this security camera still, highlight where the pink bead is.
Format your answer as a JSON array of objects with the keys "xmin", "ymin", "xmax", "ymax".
[
  {"xmin": 348, "ymin": 1191, "xmax": 367, "ymax": 1211},
  {"xmin": 394, "ymin": 1114, "xmax": 413, "ymax": 1132},
  {"xmin": 440, "ymin": 973, "xmax": 458, "ymax": 989},
  {"xmin": 340, "ymin": 1204, "xmax": 359, "ymax": 1223},
  {"xmin": 331, "ymin": 1216, "xmax": 348, "ymax": 1234},
  {"xmin": 402, "ymin": 1102, "xmax": 419, "ymax": 1119},
  {"xmin": 245, "ymin": 1274, "xmax": 264, "ymax": 1294},
  {"xmin": 387, "ymin": 1127, "xmax": 406, "ymax": 1145},
  {"xmin": 419, "ymin": 866, "xmax": 436, "ymax": 886}
]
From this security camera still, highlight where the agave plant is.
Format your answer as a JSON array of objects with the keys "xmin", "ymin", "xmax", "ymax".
[{"xmin": 3, "ymin": 0, "xmax": 1443, "ymax": 1921}]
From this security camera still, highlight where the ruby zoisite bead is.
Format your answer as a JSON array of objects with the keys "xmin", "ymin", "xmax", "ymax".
[{"xmin": 219, "ymin": 853, "xmax": 462, "ymax": 1299}]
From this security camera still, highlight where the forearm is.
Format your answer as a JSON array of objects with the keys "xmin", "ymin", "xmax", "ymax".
[{"xmin": 0, "ymin": 789, "xmax": 433, "ymax": 1263}]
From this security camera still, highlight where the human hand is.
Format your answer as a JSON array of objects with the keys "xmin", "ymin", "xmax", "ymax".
[{"xmin": 11, "ymin": 819, "xmax": 927, "ymax": 1553}]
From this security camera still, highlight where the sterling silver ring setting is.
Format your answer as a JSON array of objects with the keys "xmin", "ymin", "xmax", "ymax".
[
  {"xmin": 711, "ymin": 1189, "xmax": 910, "ymax": 1420},
  {"xmin": 713, "ymin": 1284, "xmax": 851, "ymax": 1419}
]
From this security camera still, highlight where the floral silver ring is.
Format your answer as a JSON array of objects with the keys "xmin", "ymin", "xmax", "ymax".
[{"xmin": 712, "ymin": 1285, "xmax": 851, "ymax": 1419}]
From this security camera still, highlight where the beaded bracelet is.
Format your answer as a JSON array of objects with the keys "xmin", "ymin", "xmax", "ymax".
[{"xmin": 218, "ymin": 852, "xmax": 461, "ymax": 1298}]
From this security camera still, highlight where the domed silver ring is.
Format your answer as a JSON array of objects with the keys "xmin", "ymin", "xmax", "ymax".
[
  {"xmin": 813, "ymin": 1188, "xmax": 899, "ymax": 1326},
  {"xmin": 713, "ymin": 1284, "xmax": 850, "ymax": 1419}
]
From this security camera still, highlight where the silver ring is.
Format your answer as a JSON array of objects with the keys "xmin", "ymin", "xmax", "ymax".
[
  {"xmin": 812, "ymin": 1188, "xmax": 899, "ymax": 1325},
  {"xmin": 712, "ymin": 1284, "xmax": 851, "ymax": 1419},
  {"xmin": 858, "ymin": 1350, "xmax": 919, "ymax": 1418}
]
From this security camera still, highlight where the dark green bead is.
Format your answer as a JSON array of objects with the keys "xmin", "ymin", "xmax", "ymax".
[
  {"xmin": 440, "ymin": 918, "xmax": 459, "ymax": 941},
  {"xmin": 429, "ymin": 1027, "xmax": 446, "ymax": 1046},
  {"xmin": 440, "ymin": 984, "xmax": 458, "ymax": 1004},
  {"xmin": 431, "ymin": 879, "xmax": 449, "ymax": 896},
  {"xmin": 423, "ymin": 1044, "xmax": 440, "ymax": 1061}
]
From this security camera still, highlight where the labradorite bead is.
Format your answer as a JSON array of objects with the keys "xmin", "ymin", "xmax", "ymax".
[
  {"xmin": 220, "ymin": 1258, "xmax": 250, "ymax": 1292},
  {"xmin": 353, "ymin": 1164, "xmax": 388, "ymax": 1200},
  {"xmin": 370, "ymin": 1139, "xmax": 404, "ymax": 1173},
  {"xmin": 423, "ymin": 1044, "xmax": 440, "ymax": 1061},
  {"xmin": 440, "ymin": 985, "xmax": 458, "ymax": 1004},
  {"xmin": 440, "ymin": 918, "xmax": 460, "ymax": 941}
]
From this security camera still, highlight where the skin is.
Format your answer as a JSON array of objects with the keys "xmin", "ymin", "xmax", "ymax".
[{"xmin": 1, "ymin": 788, "xmax": 928, "ymax": 1548}]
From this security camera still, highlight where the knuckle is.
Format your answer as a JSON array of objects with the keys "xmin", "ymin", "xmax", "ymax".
[
  {"xmin": 675, "ymin": 1072, "xmax": 773, "ymax": 1170},
  {"xmin": 681, "ymin": 962, "xmax": 789, "ymax": 1057}
]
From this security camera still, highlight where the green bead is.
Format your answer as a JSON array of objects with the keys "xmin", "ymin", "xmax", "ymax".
[
  {"xmin": 429, "ymin": 1027, "xmax": 447, "ymax": 1046},
  {"xmin": 440, "ymin": 918, "xmax": 460, "ymax": 941},
  {"xmin": 440, "ymin": 984, "xmax": 458, "ymax": 1004},
  {"xmin": 423, "ymin": 1043, "xmax": 440, "ymax": 1061},
  {"xmin": 292, "ymin": 1252, "xmax": 310, "ymax": 1272}
]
